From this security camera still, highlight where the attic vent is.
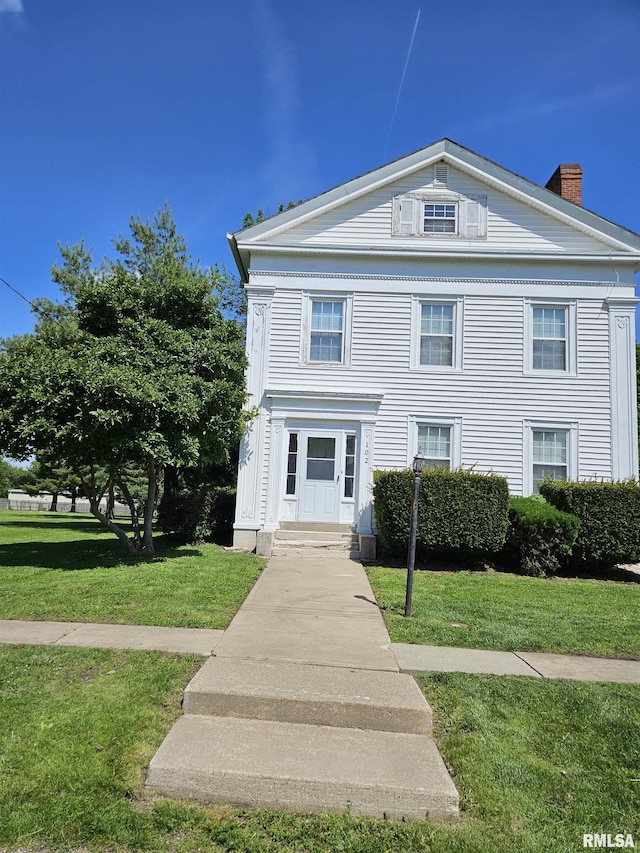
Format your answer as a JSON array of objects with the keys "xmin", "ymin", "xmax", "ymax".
[{"xmin": 434, "ymin": 164, "xmax": 448, "ymax": 187}]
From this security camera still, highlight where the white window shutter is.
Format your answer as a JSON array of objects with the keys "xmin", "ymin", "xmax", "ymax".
[
  {"xmin": 393, "ymin": 195, "xmax": 416, "ymax": 235},
  {"xmin": 464, "ymin": 194, "xmax": 487, "ymax": 238}
]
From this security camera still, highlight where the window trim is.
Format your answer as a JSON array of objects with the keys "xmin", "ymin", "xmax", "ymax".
[
  {"xmin": 523, "ymin": 419, "xmax": 578, "ymax": 495},
  {"xmin": 410, "ymin": 295, "xmax": 463, "ymax": 372},
  {"xmin": 300, "ymin": 291, "xmax": 353, "ymax": 368},
  {"xmin": 408, "ymin": 416, "xmax": 462, "ymax": 470},
  {"xmin": 524, "ymin": 299, "xmax": 577, "ymax": 376}
]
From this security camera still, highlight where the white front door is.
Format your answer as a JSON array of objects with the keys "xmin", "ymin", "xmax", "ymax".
[{"xmin": 298, "ymin": 430, "xmax": 341, "ymax": 523}]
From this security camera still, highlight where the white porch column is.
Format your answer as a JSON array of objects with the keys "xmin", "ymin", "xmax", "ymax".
[
  {"xmin": 606, "ymin": 298, "xmax": 639, "ymax": 480},
  {"xmin": 356, "ymin": 419, "xmax": 376, "ymax": 534},
  {"xmin": 233, "ymin": 287, "xmax": 274, "ymax": 548}
]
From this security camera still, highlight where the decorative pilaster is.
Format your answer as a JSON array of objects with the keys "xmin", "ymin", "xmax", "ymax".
[
  {"xmin": 356, "ymin": 420, "xmax": 375, "ymax": 533},
  {"xmin": 264, "ymin": 417, "xmax": 286, "ymax": 529},
  {"xmin": 606, "ymin": 298, "xmax": 639, "ymax": 480},
  {"xmin": 234, "ymin": 289, "xmax": 274, "ymax": 533}
]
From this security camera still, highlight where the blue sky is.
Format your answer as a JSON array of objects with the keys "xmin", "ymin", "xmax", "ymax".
[{"xmin": 1, "ymin": 0, "xmax": 639, "ymax": 340}]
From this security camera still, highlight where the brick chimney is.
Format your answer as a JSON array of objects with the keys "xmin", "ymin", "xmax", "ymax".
[{"xmin": 545, "ymin": 163, "xmax": 583, "ymax": 205}]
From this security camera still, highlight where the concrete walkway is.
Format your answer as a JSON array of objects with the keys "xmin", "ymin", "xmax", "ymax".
[
  {"xmin": 1, "ymin": 621, "xmax": 639, "ymax": 684},
  {"xmin": 2, "ymin": 618, "xmax": 640, "ymax": 684},
  {"xmin": 145, "ymin": 555, "xmax": 460, "ymax": 820}
]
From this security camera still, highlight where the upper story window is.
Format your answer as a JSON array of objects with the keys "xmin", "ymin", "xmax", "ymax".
[
  {"xmin": 533, "ymin": 307, "xmax": 566, "ymax": 370},
  {"xmin": 524, "ymin": 299, "xmax": 576, "ymax": 375},
  {"xmin": 310, "ymin": 300, "xmax": 343, "ymax": 362},
  {"xmin": 411, "ymin": 295, "xmax": 463, "ymax": 372},
  {"xmin": 301, "ymin": 291, "xmax": 353, "ymax": 367}
]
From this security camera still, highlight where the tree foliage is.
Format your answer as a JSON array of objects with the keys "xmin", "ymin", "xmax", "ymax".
[{"xmin": 0, "ymin": 204, "xmax": 250, "ymax": 553}]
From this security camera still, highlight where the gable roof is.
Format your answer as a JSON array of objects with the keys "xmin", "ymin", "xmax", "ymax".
[{"xmin": 228, "ymin": 138, "xmax": 640, "ymax": 282}]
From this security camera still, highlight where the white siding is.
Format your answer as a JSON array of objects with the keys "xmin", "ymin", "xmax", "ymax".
[
  {"xmin": 264, "ymin": 287, "xmax": 613, "ymax": 496},
  {"xmin": 258, "ymin": 164, "xmax": 616, "ymax": 255}
]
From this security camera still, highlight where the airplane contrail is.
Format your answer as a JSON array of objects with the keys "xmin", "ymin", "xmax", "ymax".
[{"xmin": 385, "ymin": 7, "xmax": 422, "ymax": 156}]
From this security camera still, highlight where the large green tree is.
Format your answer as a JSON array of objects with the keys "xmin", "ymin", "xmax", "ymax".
[{"xmin": 0, "ymin": 205, "xmax": 249, "ymax": 554}]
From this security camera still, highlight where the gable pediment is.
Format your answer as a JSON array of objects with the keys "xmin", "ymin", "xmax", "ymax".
[{"xmin": 230, "ymin": 140, "xmax": 640, "ymax": 279}]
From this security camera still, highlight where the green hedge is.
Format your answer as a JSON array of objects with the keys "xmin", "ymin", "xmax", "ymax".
[
  {"xmin": 373, "ymin": 468, "xmax": 509, "ymax": 559},
  {"xmin": 540, "ymin": 480, "xmax": 640, "ymax": 568},
  {"xmin": 505, "ymin": 496, "xmax": 580, "ymax": 577}
]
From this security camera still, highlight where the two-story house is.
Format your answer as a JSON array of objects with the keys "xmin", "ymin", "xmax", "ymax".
[{"xmin": 228, "ymin": 139, "xmax": 640, "ymax": 555}]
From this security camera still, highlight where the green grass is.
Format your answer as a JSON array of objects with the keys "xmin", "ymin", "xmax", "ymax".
[
  {"xmin": 367, "ymin": 566, "xmax": 640, "ymax": 658},
  {"xmin": 0, "ymin": 511, "xmax": 263, "ymax": 628},
  {"xmin": 1, "ymin": 644, "xmax": 638, "ymax": 852}
]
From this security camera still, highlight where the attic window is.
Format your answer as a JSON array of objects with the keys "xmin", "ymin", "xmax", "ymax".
[
  {"xmin": 434, "ymin": 164, "xmax": 448, "ymax": 186},
  {"xmin": 424, "ymin": 203, "xmax": 456, "ymax": 234}
]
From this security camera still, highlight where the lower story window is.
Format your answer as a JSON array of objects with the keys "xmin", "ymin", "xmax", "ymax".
[
  {"xmin": 418, "ymin": 424, "xmax": 451, "ymax": 469},
  {"xmin": 532, "ymin": 429, "xmax": 567, "ymax": 492}
]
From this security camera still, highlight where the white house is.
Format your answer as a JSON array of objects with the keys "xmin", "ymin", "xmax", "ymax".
[{"xmin": 228, "ymin": 139, "xmax": 640, "ymax": 554}]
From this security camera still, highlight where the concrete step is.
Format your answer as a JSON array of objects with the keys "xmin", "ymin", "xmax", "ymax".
[
  {"xmin": 275, "ymin": 530, "xmax": 357, "ymax": 543},
  {"xmin": 183, "ymin": 657, "xmax": 431, "ymax": 734},
  {"xmin": 279, "ymin": 522, "xmax": 353, "ymax": 533},
  {"xmin": 145, "ymin": 714, "xmax": 459, "ymax": 820},
  {"xmin": 273, "ymin": 538, "xmax": 357, "ymax": 549},
  {"xmin": 271, "ymin": 547, "xmax": 361, "ymax": 559}
]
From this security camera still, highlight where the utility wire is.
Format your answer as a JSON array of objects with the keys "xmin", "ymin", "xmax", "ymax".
[{"xmin": 0, "ymin": 275, "xmax": 36, "ymax": 310}]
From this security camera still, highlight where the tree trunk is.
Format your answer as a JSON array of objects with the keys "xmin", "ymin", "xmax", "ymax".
[
  {"xmin": 70, "ymin": 486, "xmax": 77, "ymax": 513},
  {"xmin": 88, "ymin": 499, "xmax": 136, "ymax": 554},
  {"xmin": 142, "ymin": 455, "xmax": 157, "ymax": 554},
  {"xmin": 48, "ymin": 492, "xmax": 58, "ymax": 512}
]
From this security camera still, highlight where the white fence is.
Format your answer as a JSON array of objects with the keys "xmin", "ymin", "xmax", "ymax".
[{"xmin": 5, "ymin": 491, "xmax": 131, "ymax": 517}]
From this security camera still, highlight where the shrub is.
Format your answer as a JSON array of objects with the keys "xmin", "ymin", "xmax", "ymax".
[
  {"xmin": 157, "ymin": 487, "xmax": 236, "ymax": 546},
  {"xmin": 505, "ymin": 496, "xmax": 580, "ymax": 577},
  {"xmin": 540, "ymin": 480, "xmax": 640, "ymax": 568},
  {"xmin": 373, "ymin": 467, "xmax": 509, "ymax": 560}
]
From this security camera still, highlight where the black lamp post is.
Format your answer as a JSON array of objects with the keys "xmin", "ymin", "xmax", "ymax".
[{"xmin": 404, "ymin": 451, "xmax": 427, "ymax": 618}]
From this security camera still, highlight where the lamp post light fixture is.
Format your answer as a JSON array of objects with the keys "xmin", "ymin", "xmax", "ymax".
[{"xmin": 404, "ymin": 451, "xmax": 427, "ymax": 618}]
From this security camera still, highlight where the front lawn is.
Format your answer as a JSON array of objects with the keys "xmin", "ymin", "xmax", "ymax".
[
  {"xmin": 0, "ymin": 511, "xmax": 263, "ymax": 628},
  {"xmin": 1, "ymin": 644, "xmax": 638, "ymax": 852},
  {"xmin": 367, "ymin": 566, "xmax": 640, "ymax": 658}
]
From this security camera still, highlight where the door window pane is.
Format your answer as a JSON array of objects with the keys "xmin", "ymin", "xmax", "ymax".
[{"xmin": 306, "ymin": 437, "xmax": 335, "ymax": 481}]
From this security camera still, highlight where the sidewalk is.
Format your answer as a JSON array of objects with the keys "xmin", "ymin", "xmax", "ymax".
[{"xmin": 1, "ymin": 617, "xmax": 639, "ymax": 684}]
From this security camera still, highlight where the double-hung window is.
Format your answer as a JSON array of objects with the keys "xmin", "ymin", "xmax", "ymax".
[
  {"xmin": 418, "ymin": 425, "xmax": 452, "ymax": 469},
  {"xmin": 410, "ymin": 416, "xmax": 462, "ymax": 470},
  {"xmin": 310, "ymin": 301, "xmax": 343, "ymax": 362},
  {"xmin": 532, "ymin": 430, "xmax": 567, "ymax": 488},
  {"xmin": 411, "ymin": 296, "xmax": 463, "ymax": 371},
  {"xmin": 525, "ymin": 300, "xmax": 576, "ymax": 375},
  {"xmin": 303, "ymin": 292, "xmax": 353, "ymax": 367},
  {"xmin": 524, "ymin": 420, "xmax": 578, "ymax": 494},
  {"xmin": 533, "ymin": 307, "xmax": 566, "ymax": 370},
  {"xmin": 423, "ymin": 203, "xmax": 457, "ymax": 234},
  {"xmin": 420, "ymin": 303, "xmax": 454, "ymax": 366}
]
